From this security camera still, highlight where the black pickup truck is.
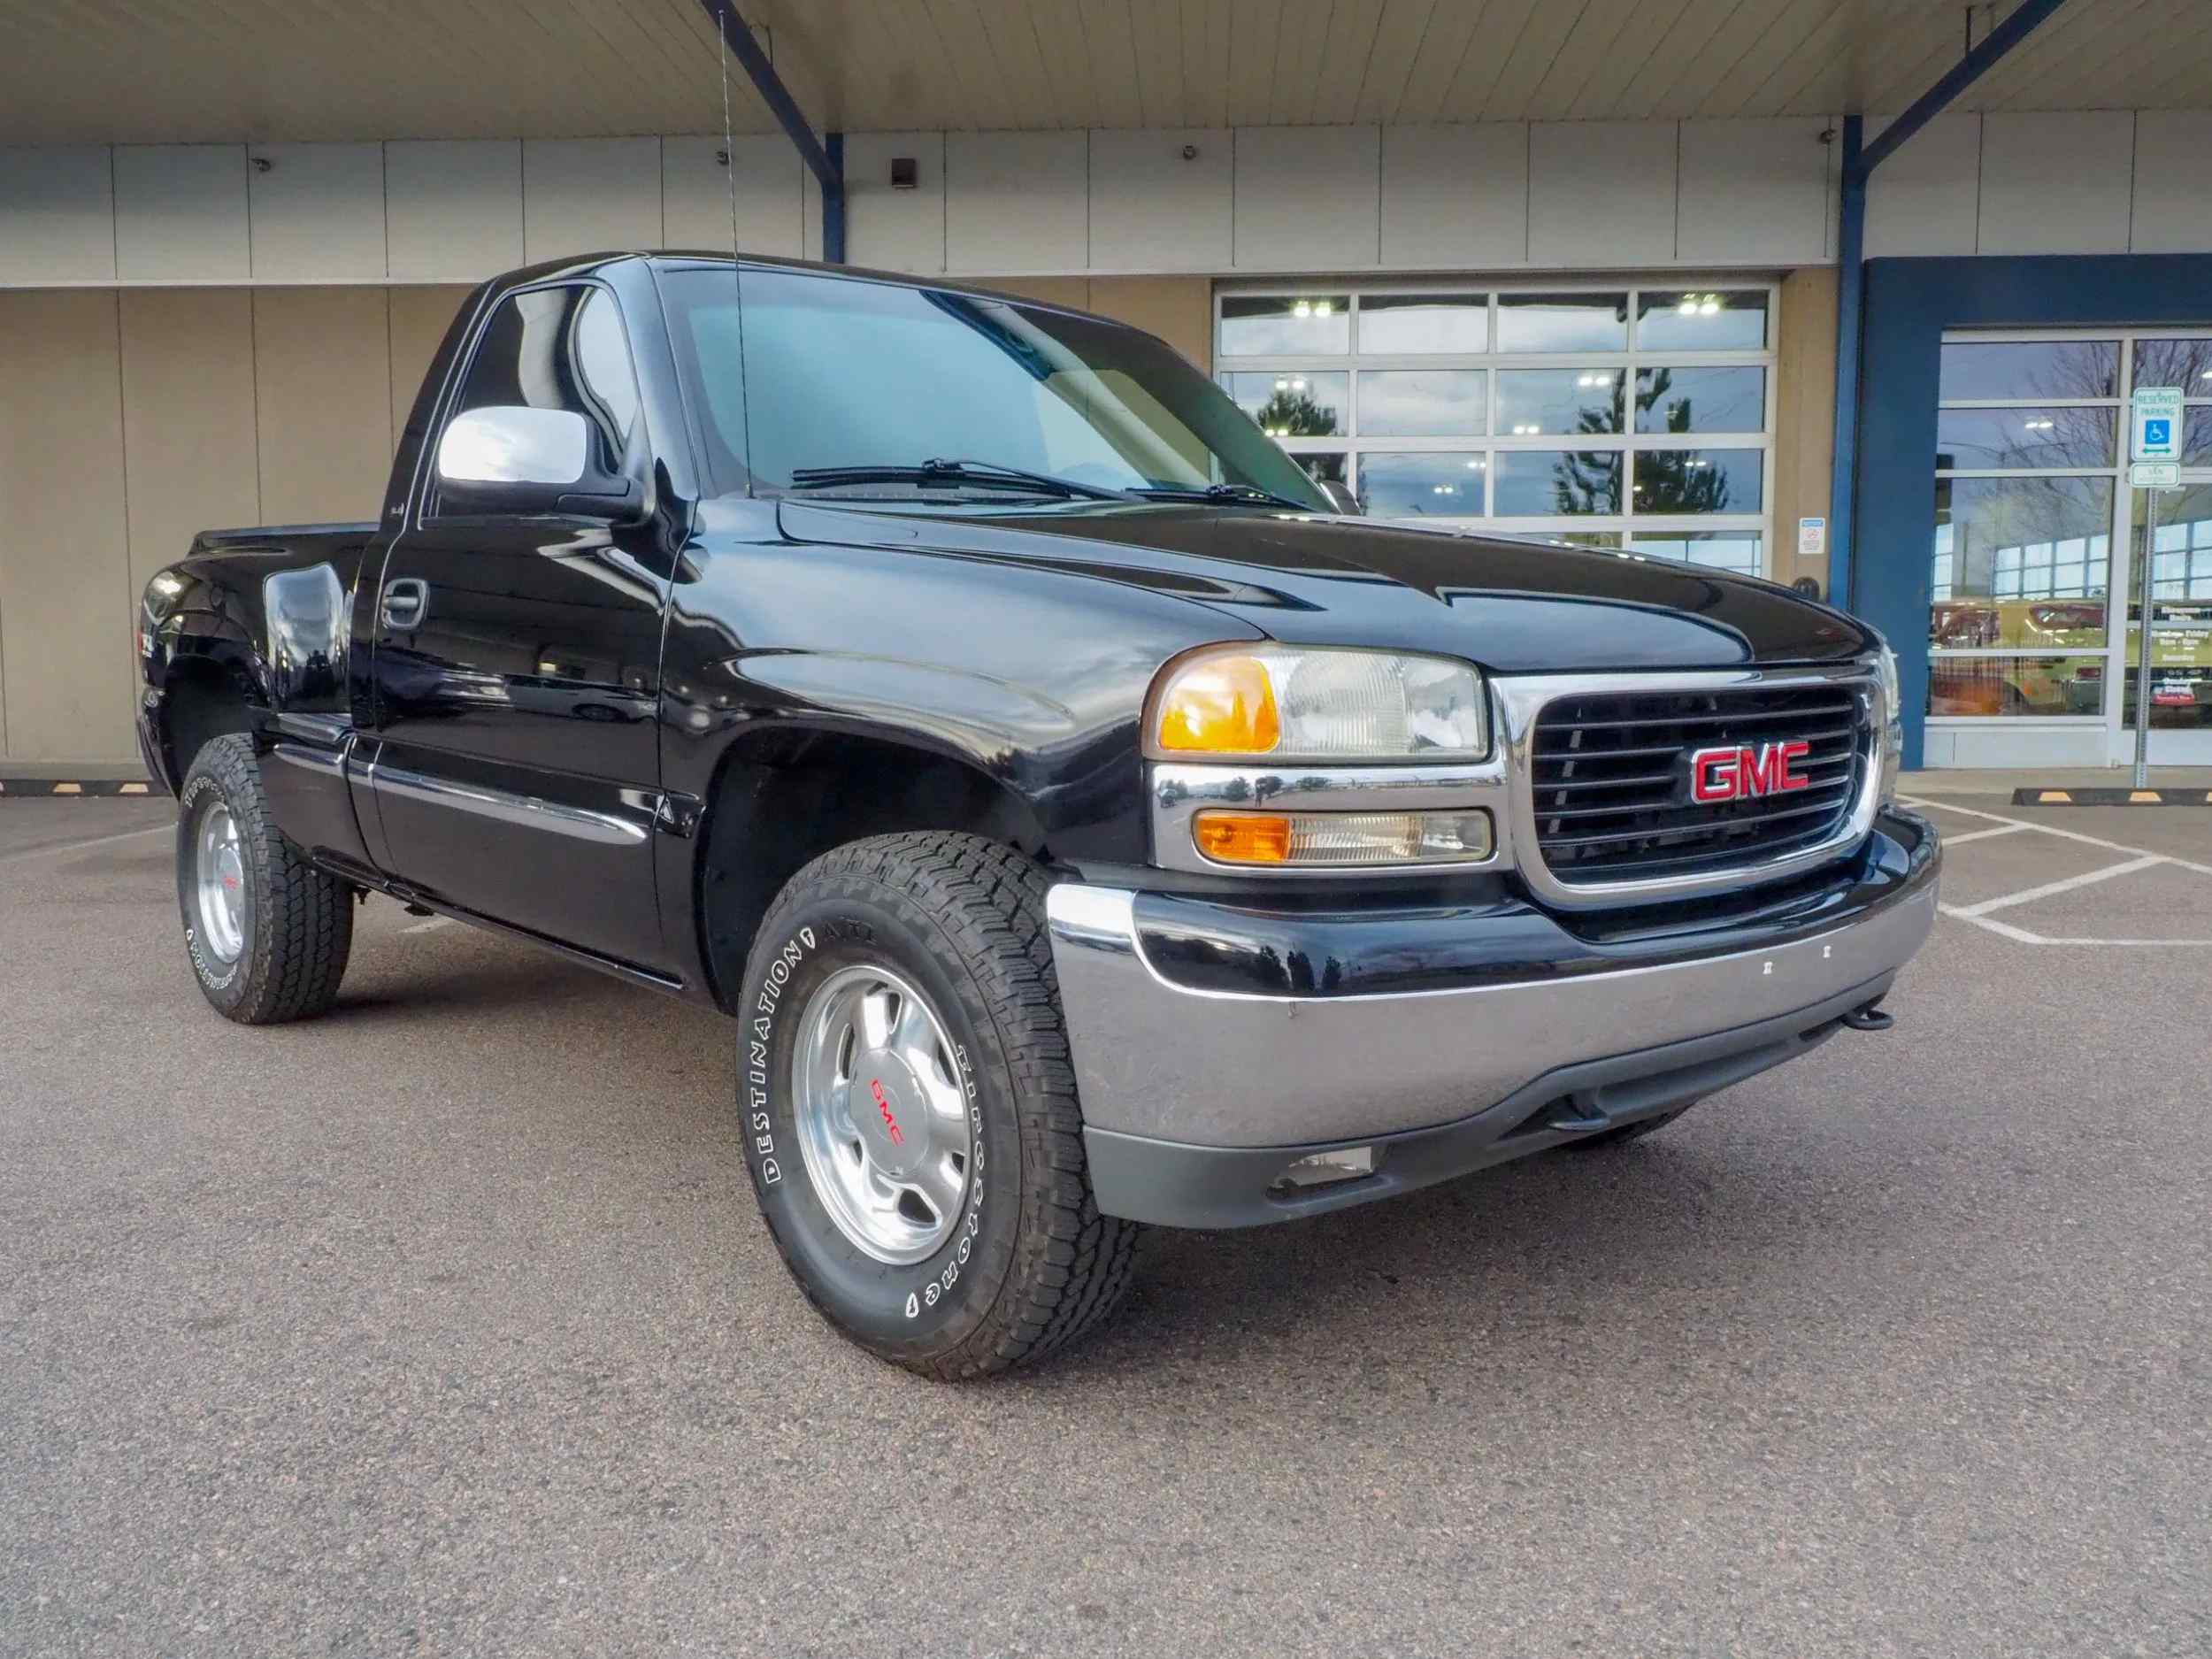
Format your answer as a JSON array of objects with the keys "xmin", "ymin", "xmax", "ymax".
[{"xmin": 138, "ymin": 253, "xmax": 1938, "ymax": 1378}]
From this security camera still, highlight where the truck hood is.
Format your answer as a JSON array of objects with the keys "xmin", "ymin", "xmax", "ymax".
[{"xmin": 778, "ymin": 501, "xmax": 1874, "ymax": 672}]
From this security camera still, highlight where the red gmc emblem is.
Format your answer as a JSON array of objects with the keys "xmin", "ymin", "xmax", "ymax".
[{"xmin": 1690, "ymin": 740, "xmax": 1813, "ymax": 803}]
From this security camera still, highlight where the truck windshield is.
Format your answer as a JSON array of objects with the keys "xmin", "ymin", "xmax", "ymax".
[{"xmin": 661, "ymin": 266, "xmax": 1328, "ymax": 510}]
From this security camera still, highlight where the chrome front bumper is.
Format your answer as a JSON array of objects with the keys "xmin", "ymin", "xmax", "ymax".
[{"xmin": 1048, "ymin": 822, "xmax": 1939, "ymax": 1226}]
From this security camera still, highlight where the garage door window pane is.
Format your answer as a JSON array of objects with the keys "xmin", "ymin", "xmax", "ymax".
[
  {"xmin": 1356, "ymin": 294, "xmax": 1486, "ymax": 354},
  {"xmin": 1496, "ymin": 292, "xmax": 1626, "ymax": 352},
  {"xmin": 1932, "ymin": 475, "xmax": 2113, "ymax": 644},
  {"xmin": 1358, "ymin": 369, "xmax": 1486, "ymax": 436},
  {"xmin": 1219, "ymin": 370, "xmax": 1347, "ymax": 435},
  {"xmin": 2131, "ymin": 338, "xmax": 2212, "ymax": 390},
  {"xmin": 1358, "ymin": 451, "xmax": 1485, "ymax": 516},
  {"xmin": 1936, "ymin": 406, "xmax": 2116, "ymax": 469},
  {"xmin": 1635, "ymin": 366, "xmax": 1765, "ymax": 434},
  {"xmin": 1938, "ymin": 340, "xmax": 2117, "ymax": 401},
  {"xmin": 1633, "ymin": 449, "xmax": 1761, "ymax": 512},
  {"xmin": 1495, "ymin": 450, "xmax": 1619, "ymax": 515},
  {"xmin": 1635, "ymin": 290, "xmax": 1767, "ymax": 350},
  {"xmin": 1294, "ymin": 452, "xmax": 1348, "ymax": 486},
  {"xmin": 1497, "ymin": 369, "xmax": 1622, "ymax": 435},
  {"xmin": 1217, "ymin": 295, "xmax": 1350, "ymax": 356}
]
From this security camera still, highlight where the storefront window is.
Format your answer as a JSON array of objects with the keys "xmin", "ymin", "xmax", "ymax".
[
  {"xmin": 1938, "ymin": 339, "xmax": 2117, "ymax": 401},
  {"xmin": 1928, "ymin": 655, "xmax": 2108, "ymax": 718},
  {"xmin": 1630, "ymin": 531, "xmax": 1762, "ymax": 573},
  {"xmin": 1935, "ymin": 406, "xmax": 2116, "ymax": 470}
]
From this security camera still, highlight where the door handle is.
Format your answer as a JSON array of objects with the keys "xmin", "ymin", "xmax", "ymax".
[{"xmin": 382, "ymin": 578, "xmax": 429, "ymax": 630}]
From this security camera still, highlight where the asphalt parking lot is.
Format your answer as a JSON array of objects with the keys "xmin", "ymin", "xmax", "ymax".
[{"xmin": 4, "ymin": 795, "xmax": 2208, "ymax": 1657}]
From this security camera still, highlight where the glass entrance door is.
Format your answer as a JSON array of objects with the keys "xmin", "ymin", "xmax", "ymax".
[{"xmin": 2120, "ymin": 478, "xmax": 2212, "ymax": 764}]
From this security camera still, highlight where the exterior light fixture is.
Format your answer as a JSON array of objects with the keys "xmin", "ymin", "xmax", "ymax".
[
  {"xmin": 1294, "ymin": 301, "xmax": 1312, "ymax": 318},
  {"xmin": 1314, "ymin": 300, "xmax": 1333, "ymax": 316}
]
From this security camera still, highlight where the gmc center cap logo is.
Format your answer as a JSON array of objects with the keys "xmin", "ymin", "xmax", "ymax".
[{"xmin": 1688, "ymin": 739, "xmax": 1813, "ymax": 803}]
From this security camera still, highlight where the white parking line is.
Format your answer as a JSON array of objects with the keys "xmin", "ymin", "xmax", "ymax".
[
  {"xmin": 1899, "ymin": 795, "xmax": 2212, "ymax": 877},
  {"xmin": 1951, "ymin": 855, "xmax": 2166, "ymax": 917},
  {"xmin": 1935, "ymin": 822, "xmax": 2032, "ymax": 847},
  {"xmin": 1903, "ymin": 795, "xmax": 2212, "ymax": 946},
  {"xmin": 401, "ymin": 915, "xmax": 456, "ymax": 935}
]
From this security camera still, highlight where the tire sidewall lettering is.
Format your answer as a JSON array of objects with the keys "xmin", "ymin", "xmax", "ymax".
[{"xmin": 742, "ymin": 890, "xmax": 1017, "ymax": 1348}]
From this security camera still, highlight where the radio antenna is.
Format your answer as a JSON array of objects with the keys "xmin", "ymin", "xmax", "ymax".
[{"xmin": 716, "ymin": 2, "xmax": 755, "ymax": 494}]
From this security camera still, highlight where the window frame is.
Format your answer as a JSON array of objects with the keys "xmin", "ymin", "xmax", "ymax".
[
  {"xmin": 420, "ymin": 276, "xmax": 648, "ymax": 528},
  {"xmin": 1931, "ymin": 325, "xmax": 2212, "ymax": 734},
  {"xmin": 1213, "ymin": 278, "xmax": 1778, "ymax": 572}
]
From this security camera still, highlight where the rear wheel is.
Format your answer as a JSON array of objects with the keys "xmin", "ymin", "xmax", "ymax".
[
  {"xmin": 175, "ymin": 733, "xmax": 354, "ymax": 1024},
  {"xmin": 736, "ymin": 832, "xmax": 1137, "ymax": 1379}
]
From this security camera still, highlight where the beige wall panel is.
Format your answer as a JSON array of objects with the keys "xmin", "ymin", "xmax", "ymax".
[
  {"xmin": 252, "ymin": 288, "xmax": 393, "ymax": 528},
  {"xmin": 945, "ymin": 131, "xmax": 1090, "ymax": 274},
  {"xmin": 663, "ymin": 134, "xmax": 804, "ymax": 257},
  {"xmin": 970, "ymin": 276, "xmax": 1092, "ymax": 309},
  {"xmin": 388, "ymin": 285, "xmax": 473, "ymax": 451},
  {"xmin": 385, "ymin": 141, "xmax": 523, "ymax": 283},
  {"xmin": 1086, "ymin": 276, "xmax": 1212, "ymax": 372},
  {"xmin": 0, "ymin": 145, "xmax": 117, "ymax": 283},
  {"xmin": 1088, "ymin": 128, "xmax": 1233, "ymax": 273},
  {"xmin": 247, "ymin": 142, "xmax": 388, "ymax": 280},
  {"xmin": 113, "ymin": 144, "xmax": 250, "ymax": 280},
  {"xmin": 119, "ymin": 289, "xmax": 260, "ymax": 596},
  {"xmin": 1771, "ymin": 266, "xmax": 1836, "ymax": 596},
  {"xmin": 0, "ymin": 290, "xmax": 134, "ymax": 762}
]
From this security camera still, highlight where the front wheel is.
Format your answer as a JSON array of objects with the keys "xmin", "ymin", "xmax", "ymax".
[
  {"xmin": 175, "ymin": 734, "xmax": 355, "ymax": 1024},
  {"xmin": 736, "ymin": 833, "xmax": 1137, "ymax": 1379}
]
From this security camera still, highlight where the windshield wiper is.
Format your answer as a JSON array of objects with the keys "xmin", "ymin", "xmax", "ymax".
[
  {"xmin": 786, "ymin": 458, "xmax": 1139, "ymax": 502},
  {"xmin": 1133, "ymin": 481, "xmax": 1317, "ymax": 512}
]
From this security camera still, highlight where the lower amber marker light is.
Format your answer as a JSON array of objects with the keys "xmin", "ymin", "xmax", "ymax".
[{"xmin": 1193, "ymin": 809, "xmax": 1494, "ymax": 868}]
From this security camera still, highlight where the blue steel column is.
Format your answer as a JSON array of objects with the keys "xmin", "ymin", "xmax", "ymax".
[
  {"xmin": 1828, "ymin": 116, "xmax": 1866, "ymax": 610},
  {"xmin": 822, "ymin": 132, "xmax": 845, "ymax": 264},
  {"xmin": 696, "ymin": 0, "xmax": 847, "ymax": 263}
]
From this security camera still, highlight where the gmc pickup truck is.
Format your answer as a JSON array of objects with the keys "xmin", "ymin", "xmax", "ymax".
[{"xmin": 139, "ymin": 253, "xmax": 1939, "ymax": 1379}]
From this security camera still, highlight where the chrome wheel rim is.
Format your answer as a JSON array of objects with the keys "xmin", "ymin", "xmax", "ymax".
[
  {"xmin": 792, "ymin": 965, "xmax": 973, "ymax": 1265},
  {"xmin": 193, "ymin": 803, "xmax": 247, "ymax": 964}
]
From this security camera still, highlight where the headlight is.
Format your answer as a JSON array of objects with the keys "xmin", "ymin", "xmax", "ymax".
[
  {"xmin": 1146, "ymin": 645, "xmax": 1488, "ymax": 762},
  {"xmin": 1873, "ymin": 638, "xmax": 1903, "ymax": 804}
]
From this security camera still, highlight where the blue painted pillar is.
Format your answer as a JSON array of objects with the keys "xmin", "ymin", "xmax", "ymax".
[{"xmin": 1829, "ymin": 116, "xmax": 1866, "ymax": 612}]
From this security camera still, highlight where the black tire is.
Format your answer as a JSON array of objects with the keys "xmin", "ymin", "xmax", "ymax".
[
  {"xmin": 736, "ymin": 832, "xmax": 1138, "ymax": 1379},
  {"xmin": 175, "ymin": 733, "xmax": 355, "ymax": 1025},
  {"xmin": 1560, "ymin": 1105, "xmax": 1692, "ymax": 1151}
]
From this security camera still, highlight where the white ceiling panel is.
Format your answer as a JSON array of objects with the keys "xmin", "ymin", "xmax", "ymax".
[{"xmin": 0, "ymin": 1, "xmax": 2204, "ymax": 146}]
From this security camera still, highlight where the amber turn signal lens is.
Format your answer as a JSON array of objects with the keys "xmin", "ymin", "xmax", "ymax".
[
  {"xmin": 1194, "ymin": 811, "xmax": 1294, "ymax": 864},
  {"xmin": 1194, "ymin": 809, "xmax": 1494, "ymax": 868},
  {"xmin": 1155, "ymin": 654, "xmax": 1281, "ymax": 755}
]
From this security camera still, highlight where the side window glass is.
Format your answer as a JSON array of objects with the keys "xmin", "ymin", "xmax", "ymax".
[
  {"xmin": 443, "ymin": 285, "xmax": 641, "ymax": 501},
  {"xmin": 573, "ymin": 290, "xmax": 641, "ymax": 449}
]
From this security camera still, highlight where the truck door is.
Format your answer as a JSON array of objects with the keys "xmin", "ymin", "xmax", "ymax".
[{"xmin": 367, "ymin": 280, "xmax": 672, "ymax": 972}]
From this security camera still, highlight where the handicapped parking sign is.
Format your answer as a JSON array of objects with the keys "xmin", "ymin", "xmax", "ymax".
[{"xmin": 2132, "ymin": 387, "xmax": 2183, "ymax": 462}]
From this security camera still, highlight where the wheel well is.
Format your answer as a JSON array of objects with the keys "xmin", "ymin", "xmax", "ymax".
[
  {"xmin": 696, "ymin": 730, "xmax": 1048, "ymax": 1012},
  {"xmin": 161, "ymin": 658, "xmax": 258, "ymax": 784}
]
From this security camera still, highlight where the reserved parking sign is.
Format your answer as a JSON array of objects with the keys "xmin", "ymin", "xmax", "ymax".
[{"xmin": 2132, "ymin": 386, "xmax": 2183, "ymax": 463}]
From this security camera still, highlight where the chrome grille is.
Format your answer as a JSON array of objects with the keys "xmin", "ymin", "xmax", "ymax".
[{"xmin": 1529, "ymin": 682, "xmax": 1869, "ymax": 882}]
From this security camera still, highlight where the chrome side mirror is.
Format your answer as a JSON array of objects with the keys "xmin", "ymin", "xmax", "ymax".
[
  {"xmin": 437, "ymin": 405, "xmax": 589, "ymax": 488},
  {"xmin": 433, "ymin": 405, "xmax": 641, "ymax": 519}
]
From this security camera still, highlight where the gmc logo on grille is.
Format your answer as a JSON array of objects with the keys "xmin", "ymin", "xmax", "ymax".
[{"xmin": 1689, "ymin": 740, "xmax": 1813, "ymax": 803}]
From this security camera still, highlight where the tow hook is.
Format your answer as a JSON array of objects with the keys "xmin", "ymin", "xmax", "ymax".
[{"xmin": 1842, "ymin": 1002, "xmax": 1895, "ymax": 1033}]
